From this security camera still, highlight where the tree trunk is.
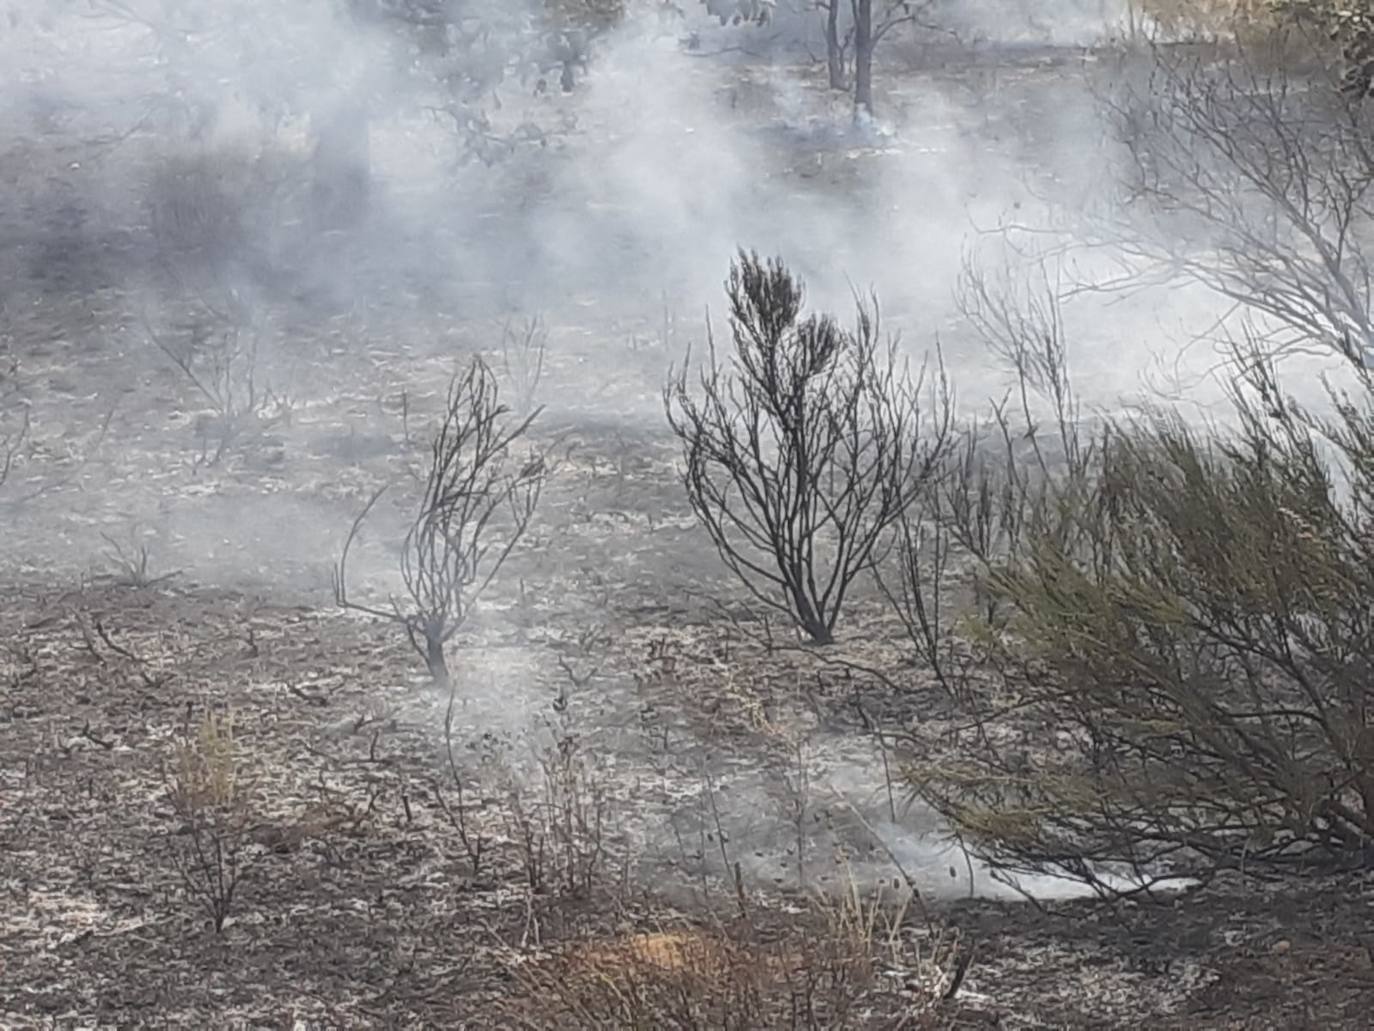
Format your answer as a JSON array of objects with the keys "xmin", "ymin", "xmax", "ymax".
[
  {"xmin": 788, "ymin": 579, "xmax": 835, "ymax": 645},
  {"xmin": 853, "ymin": 0, "xmax": 874, "ymax": 118},
  {"xmin": 825, "ymin": 2, "xmax": 845, "ymax": 90},
  {"xmin": 423, "ymin": 631, "xmax": 451, "ymax": 690}
]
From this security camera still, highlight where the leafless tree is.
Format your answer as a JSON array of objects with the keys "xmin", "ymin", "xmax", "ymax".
[
  {"xmin": 852, "ymin": 1, "xmax": 940, "ymax": 115},
  {"xmin": 713, "ymin": 2, "xmax": 939, "ymax": 112},
  {"xmin": 335, "ymin": 358, "xmax": 546, "ymax": 688},
  {"xmin": 820, "ymin": 0, "xmax": 849, "ymax": 89},
  {"xmin": 1086, "ymin": 37, "xmax": 1374, "ymax": 369},
  {"xmin": 665, "ymin": 250, "xmax": 951, "ymax": 645}
]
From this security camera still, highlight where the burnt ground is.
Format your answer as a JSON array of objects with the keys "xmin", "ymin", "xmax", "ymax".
[{"xmin": 3, "ymin": 26, "xmax": 1374, "ymax": 1031}]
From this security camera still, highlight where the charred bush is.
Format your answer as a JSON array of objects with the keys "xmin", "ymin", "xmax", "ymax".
[
  {"xmin": 666, "ymin": 251, "xmax": 950, "ymax": 645},
  {"xmin": 335, "ymin": 357, "xmax": 546, "ymax": 689},
  {"xmin": 145, "ymin": 300, "xmax": 293, "ymax": 466},
  {"xmin": 499, "ymin": 314, "xmax": 549, "ymax": 418},
  {"xmin": 506, "ymin": 712, "xmax": 613, "ymax": 900}
]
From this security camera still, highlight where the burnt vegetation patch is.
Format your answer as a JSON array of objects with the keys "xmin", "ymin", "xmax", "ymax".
[{"xmin": 6, "ymin": 1, "xmax": 1374, "ymax": 1029}]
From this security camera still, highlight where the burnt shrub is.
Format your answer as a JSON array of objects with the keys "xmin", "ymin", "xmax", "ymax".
[{"xmin": 666, "ymin": 250, "xmax": 950, "ymax": 645}]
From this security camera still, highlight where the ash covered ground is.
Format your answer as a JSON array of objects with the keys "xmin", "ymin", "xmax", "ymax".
[{"xmin": 1, "ymin": 2, "xmax": 1371, "ymax": 1027}]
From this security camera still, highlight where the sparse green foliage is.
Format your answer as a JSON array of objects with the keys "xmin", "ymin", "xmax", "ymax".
[
  {"xmin": 902, "ymin": 18, "xmax": 1374, "ymax": 889},
  {"xmin": 665, "ymin": 251, "xmax": 950, "ymax": 645},
  {"xmin": 911, "ymin": 288, "xmax": 1374, "ymax": 887}
]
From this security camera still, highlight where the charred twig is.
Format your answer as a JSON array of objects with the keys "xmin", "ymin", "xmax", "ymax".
[
  {"xmin": 93, "ymin": 620, "xmax": 145, "ymax": 664},
  {"xmin": 437, "ymin": 688, "xmax": 487, "ymax": 877},
  {"xmin": 942, "ymin": 944, "xmax": 974, "ymax": 1002},
  {"xmin": 286, "ymin": 681, "xmax": 332, "ymax": 707},
  {"xmin": 100, "ymin": 531, "xmax": 180, "ymax": 588},
  {"xmin": 78, "ymin": 722, "xmax": 115, "ymax": 751},
  {"xmin": 498, "ymin": 314, "xmax": 548, "ymax": 417}
]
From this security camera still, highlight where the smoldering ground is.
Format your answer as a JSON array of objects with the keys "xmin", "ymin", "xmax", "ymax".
[
  {"xmin": 2, "ymin": 2, "xmax": 1370, "ymax": 1026},
  {"xmin": 0, "ymin": 0, "xmax": 1311, "ymax": 874}
]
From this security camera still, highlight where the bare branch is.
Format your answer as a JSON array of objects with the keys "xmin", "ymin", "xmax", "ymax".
[
  {"xmin": 335, "ymin": 356, "xmax": 547, "ymax": 687},
  {"xmin": 666, "ymin": 250, "xmax": 952, "ymax": 644}
]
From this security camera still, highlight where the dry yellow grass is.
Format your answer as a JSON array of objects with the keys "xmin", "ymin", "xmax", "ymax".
[
  {"xmin": 507, "ymin": 877, "xmax": 959, "ymax": 1029},
  {"xmin": 1137, "ymin": 0, "xmax": 1275, "ymax": 36},
  {"xmin": 573, "ymin": 928, "xmax": 749, "ymax": 973},
  {"xmin": 1135, "ymin": 0, "xmax": 1360, "ymax": 45},
  {"xmin": 551, "ymin": 924, "xmax": 809, "ymax": 1000}
]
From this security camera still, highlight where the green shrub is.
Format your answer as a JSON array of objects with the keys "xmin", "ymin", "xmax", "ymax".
[{"xmin": 915, "ymin": 356, "xmax": 1374, "ymax": 890}]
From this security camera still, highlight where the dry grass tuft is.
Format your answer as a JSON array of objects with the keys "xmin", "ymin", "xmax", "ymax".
[{"xmin": 506, "ymin": 878, "xmax": 967, "ymax": 1030}]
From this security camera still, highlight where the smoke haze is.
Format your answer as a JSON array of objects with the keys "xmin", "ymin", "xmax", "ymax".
[{"xmin": 0, "ymin": 0, "xmax": 1349, "ymax": 905}]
